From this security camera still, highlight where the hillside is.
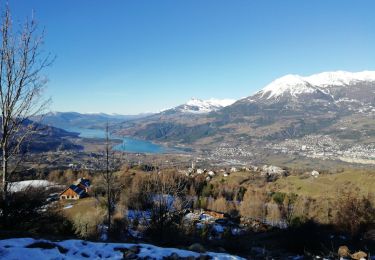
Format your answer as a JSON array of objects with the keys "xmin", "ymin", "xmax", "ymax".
[
  {"xmin": 1, "ymin": 119, "xmax": 83, "ymax": 153},
  {"xmin": 114, "ymin": 71, "xmax": 375, "ymax": 165}
]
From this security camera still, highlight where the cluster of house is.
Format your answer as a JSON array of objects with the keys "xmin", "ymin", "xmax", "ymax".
[
  {"xmin": 183, "ymin": 209, "xmax": 244, "ymax": 238},
  {"xmin": 185, "ymin": 163, "xmax": 293, "ymax": 182},
  {"xmin": 59, "ymin": 178, "xmax": 90, "ymax": 200},
  {"xmin": 184, "ymin": 164, "xmax": 244, "ymax": 181}
]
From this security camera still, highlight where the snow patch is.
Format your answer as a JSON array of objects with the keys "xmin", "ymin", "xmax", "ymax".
[
  {"xmin": 9, "ymin": 180, "xmax": 56, "ymax": 193},
  {"xmin": 0, "ymin": 238, "xmax": 245, "ymax": 260}
]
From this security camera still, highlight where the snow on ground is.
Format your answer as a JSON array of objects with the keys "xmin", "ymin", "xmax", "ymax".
[
  {"xmin": 63, "ymin": 204, "xmax": 74, "ymax": 209},
  {"xmin": 0, "ymin": 238, "xmax": 245, "ymax": 260},
  {"xmin": 8, "ymin": 180, "xmax": 57, "ymax": 193}
]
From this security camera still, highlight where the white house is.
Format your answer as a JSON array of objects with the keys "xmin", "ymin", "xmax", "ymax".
[
  {"xmin": 311, "ymin": 170, "xmax": 320, "ymax": 178},
  {"xmin": 196, "ymin": 169, "xmax": 204, "ymax": 174},
  {"xmin": 208, "ymin": 171, "xmax": 215, "ymax": 177}
]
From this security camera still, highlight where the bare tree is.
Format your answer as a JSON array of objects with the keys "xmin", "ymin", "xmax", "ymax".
[
  {"xmin": 143, "ymin": 171, "xmax": 191, "ymax": 241},
  {"xmin": 0, "ymin": 7, "xmax": 51, "ymax": 204},
  {"xmin": 100, "ymin": 123, "xmax": 123, "ymax": 237}
]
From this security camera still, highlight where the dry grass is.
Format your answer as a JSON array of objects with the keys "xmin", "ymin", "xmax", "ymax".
[
  {"xmin": 60, "ymin": 197, "xmax": 99, "ymax": 220},
  {"xmin": 271, "ymin": 170, "xmax": 375, "ymax": 199}
]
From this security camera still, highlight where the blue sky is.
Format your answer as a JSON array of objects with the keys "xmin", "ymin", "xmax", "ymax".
[{"xmin": 10, "ymin": 0, "xmax": 375, "ymax": 114}]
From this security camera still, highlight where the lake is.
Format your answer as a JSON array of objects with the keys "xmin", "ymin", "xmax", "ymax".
[
  {"xmin": 113, "ymin": 137, "xmax": 167, "ymax": 153},
  {"xmin": 65, "ymin": 127, "xmax": 169, "ymax": 154}
]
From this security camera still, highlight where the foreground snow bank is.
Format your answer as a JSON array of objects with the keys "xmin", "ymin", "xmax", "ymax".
[
  {"xmin": 0, "ymin": 238, "xmax": 244, "ymax": 260},
  {"xmin": 8, "ymin": 180, "xmax": 57, "ymax": 192}
]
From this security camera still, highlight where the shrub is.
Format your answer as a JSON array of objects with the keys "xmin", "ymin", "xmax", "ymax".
[
  {"xmin": 334, "ymin": 192, "xmax": 375, "ymax": 237},
  {"xmin": 72, "ymin": 208, "xmax": 105, "ymax": 239},
  {"xmin": 240, "ymin": 189, "xmax": 267, "ymax": 221},
  {"xmin": 272, "ymin": 192, "xmax": 286, "ymax": 205}
]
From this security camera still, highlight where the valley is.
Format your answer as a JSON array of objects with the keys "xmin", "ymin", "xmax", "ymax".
[
  {"xmin": 3, "ymin": 71, "xmax": 375, "ymax": 259},
  {"xmin": 2, "ymin": 2, "xmax": 375, "ymax": 259}
]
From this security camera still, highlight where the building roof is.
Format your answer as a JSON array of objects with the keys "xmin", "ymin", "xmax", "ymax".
[
  {"xmin": 60, "ymin": 178, "xmax": 90, "ymax": 198},
  {"xmin": 69, "ymin": 184, "xmax": 86, "ymax": 196},
  {"xmin": 60, "ymin": 184, "xmax": 87, "ymax": 197},
  {"xmin": 76, "ymin": 178, "xmax": 90, "ymax": 188}
]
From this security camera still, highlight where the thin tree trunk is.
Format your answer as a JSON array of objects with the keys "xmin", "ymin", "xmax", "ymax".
[
  {"xmin": 2, "ymin": 146, "xmax": 7, "ymax": 201},
  {"xmin": 106, "ymin": 123, "xmax": 111, "ymax": 234}
]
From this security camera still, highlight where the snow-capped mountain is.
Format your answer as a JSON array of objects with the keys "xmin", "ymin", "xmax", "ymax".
[
  {"xmin": 256, "ymin": 71, "xmax": 375, "ymax": 102},
  {"xmin": 163, "ymin": 98, "xmax": 236, "ymax": 114},
  {"xmin": 116, "ymin": 70, "xmax": 375, "ymax": 158}
]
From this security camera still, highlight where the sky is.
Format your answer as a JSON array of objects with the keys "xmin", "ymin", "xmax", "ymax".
[{"xmin": 9, "ymin": 0, "xmax": 375, "ymax": 114}]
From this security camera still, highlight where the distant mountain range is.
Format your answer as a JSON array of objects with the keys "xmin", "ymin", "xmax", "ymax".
[
  {"xmin": 40, "ymin": 71, "xmax": 375, "ymax": 164},
  {"xmin": 43, "ymin": 98, "xmax": 236, "ymax": 131},
  {"xmin": 114, "ymin": 71, "xmax": 375, "ymax": 164},
  {"xmin": 41, "ymin": 112, "xmax": 153, "ymax": 130}
]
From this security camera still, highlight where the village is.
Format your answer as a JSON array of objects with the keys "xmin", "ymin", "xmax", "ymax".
[{"xmin": 267, "ymin": 134, "xmax": 375, "ymax": 165}]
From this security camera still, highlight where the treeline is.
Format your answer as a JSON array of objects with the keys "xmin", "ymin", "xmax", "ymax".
[
  {"xmin": 47, "ymin": 167, "xmax": 375, "ymax": 241},
  {"xmin": 1, "ymin": 166, "xmax": 374, "ymax": 249}
]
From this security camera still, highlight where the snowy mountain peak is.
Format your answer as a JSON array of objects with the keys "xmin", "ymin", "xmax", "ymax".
[
  {"xmin": 162, "ymin": 98, "xmax": 236, "ymax": 114},
  {"xmin": 260, "ymin": 74, "xmax": 314, "ymax": 99},
  {"xmin": 186, "ymin": 98, "xmax": 236, "ymax": 108},
  {"xmin": 181, "ymin": 98, "xmax": 236, "ymax": 113},
  {"xmin": 258, "ymin": 71, "xmax": 375, "ymax": 100},
  {"xmin": 305, "ymin": 71, "xmax": 375, "ymax": 86}
]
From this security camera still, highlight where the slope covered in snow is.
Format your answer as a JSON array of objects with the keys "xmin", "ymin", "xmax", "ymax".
[
  {"xmin": 258, "ymin": 71, "xmax": 375, "ymax": 100},
  {"xmin": 0, "ymin": 238, "xmax": 244, "ymax": 260},
  {"xmin": 160, "ymin": 98, "xmax": 236, "ymax": 114},
  {"xmin": 175, "ymin": 98, "xmax": 236, "ymax": 114},
  {"xmin": 8, "ymin": 180, "xmax": 57, "ymax": 193}
]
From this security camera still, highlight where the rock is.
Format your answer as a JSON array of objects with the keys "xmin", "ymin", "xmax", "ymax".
[
  {"xmin": 351, "ymin": 251, "xmax": 367, "ymax": 260},
  {"xmin": 338, "ymin": 246, "xmax": 351, "ymax": 258},
  {"xmin": 188, "ymin": 243, "xmax": 206, "ymax": 253},
  {"xmin": 81, "ymin": 252, "xmax": 90, "ymax": 258},
  {"xmin": 128, "ymin": 245, "xmax": 141, "ymax": 254},
  {"xmin": 123, "ymin": 250, "xmax": 138, "ymax": 259},
  {"xmin": 198, "ymin": 255, "xmax": 211, "ymax": 260},
  {"xmin": 261, "ymin": 165, "xmax": 286, "ymax": 176}
]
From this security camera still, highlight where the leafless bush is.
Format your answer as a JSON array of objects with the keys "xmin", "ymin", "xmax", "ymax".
[
  {"xmin": 72, "ymin": 207, "xmax": 105, "ymax": 239},
  {"xmin": 334, "ymin": 191, "xmax": 375, "ymax": 237},
  {"xmin": 240, "ymin": 188, "xmax": 268, "ymax": 221},
  {"xmin": 0, "ymin": 187, "xmax": 48, "ymax": 228}
]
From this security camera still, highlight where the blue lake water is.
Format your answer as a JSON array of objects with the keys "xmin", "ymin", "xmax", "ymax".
[
  {"xmin": 113, "ymin": 137, "xmax": 167, "ymax": 153},
  {"xmin": 65, "ymin": 127, "xmax": 169, "ymax": 154},
  {"xmin": 66, "ymin": 127, "xmax": 107, "ymax": 139}
]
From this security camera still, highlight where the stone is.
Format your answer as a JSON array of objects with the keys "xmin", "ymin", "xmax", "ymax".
[
  {"xmin": 351, "ymin": 251, "xmax": 367, "ymax": 260},
  {"xmin": 128, "ymin": 245, "xmax": 141, "ymax": 254},
  {"xmin": 188, "ymin": 243, "xmax": 206, "ymax": 253},
  {"xmin": 123, "ymin": 251, "xmax": 138, "ymax": 260},
  {"xmin": 338, "ymin": 245, "xmax": 350, "ymax": 258}
]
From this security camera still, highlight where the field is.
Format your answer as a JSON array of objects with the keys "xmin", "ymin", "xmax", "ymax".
[{"xmin": 272, "ymin": 169, "xmax": 375, "ymax": 199}]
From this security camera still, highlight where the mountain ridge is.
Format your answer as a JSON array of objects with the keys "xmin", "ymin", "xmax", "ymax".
[{"xmin": 113, "ymin": 70, "xmax": 375, "ymax": 164}]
